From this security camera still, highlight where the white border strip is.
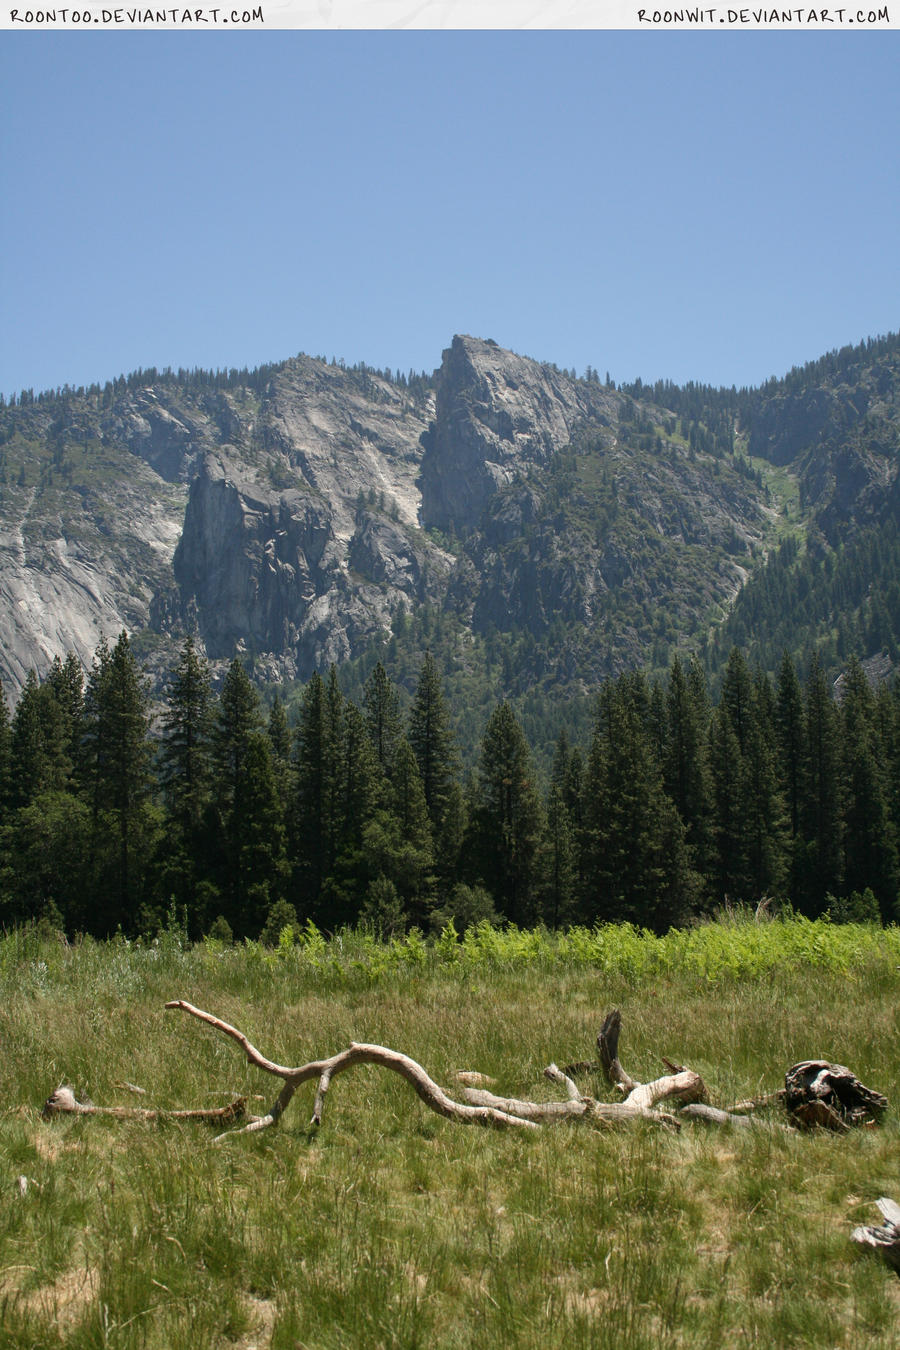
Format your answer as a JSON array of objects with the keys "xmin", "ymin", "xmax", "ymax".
[{"xmin": 2, "ymin": 0, "xmax": 897, "ymax": 29}]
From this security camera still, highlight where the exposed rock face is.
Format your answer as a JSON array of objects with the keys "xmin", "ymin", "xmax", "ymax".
[
  {"xmin": 0, "ymin": 357, "xmax": 448, "ymax": 697},
  {"xmin": 173, "ymin": 457, "xmax": 332, "ymax": 663},
  {"xmin": 169, "ymin": 358, "xmax": 451, "ymax": 682},
  {"xmin": 99, "ymin": 389, "xmax": 208, "ymax": 483},
  {"xmin": 1, "ymin": 330, "xmax": 897, "ymax": 702},
  {"xmin": 0, "ymin": 450, "xmax": 187, "ymax": 696},
  {"xmin": 420, "ymin": 336, "xmax": 616, "ymax": 531},
  {"xmin": 748, "ymin": 348, "xmax": 900, "ymax": 537}
]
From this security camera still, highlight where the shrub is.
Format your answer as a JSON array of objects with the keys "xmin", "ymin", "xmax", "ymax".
[{"xmin": 259, "ymin": 899, "xmax": 299, "ymax": 947}]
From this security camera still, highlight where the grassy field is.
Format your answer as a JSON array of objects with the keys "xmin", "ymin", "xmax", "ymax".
[{"xmin": 1, "ymin": 918, "xmax": 899, "ymax": 1349}]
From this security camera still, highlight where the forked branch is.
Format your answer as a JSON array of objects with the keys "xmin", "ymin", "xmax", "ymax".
[
  {"xmin": 163, "ymin": 1000, "xmax": 708, "ymax": 1140},
  {"xmin": 164, "ymin": 1000, "xmax": 540, "ymax": 1138},
  {"xmin": 41, "ymin": 1003, "xmax": 885, "ymax": 1144}
]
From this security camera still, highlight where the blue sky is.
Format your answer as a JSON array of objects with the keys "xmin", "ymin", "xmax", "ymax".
[{"xmin": 1, "ymin": 34, "xmax": 898, "ymax": 399}]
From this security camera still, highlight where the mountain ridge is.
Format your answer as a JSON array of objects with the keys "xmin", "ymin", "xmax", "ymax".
[{"xmin": 1, "ymin": 330, "xmax": 898, "ymax": 717}]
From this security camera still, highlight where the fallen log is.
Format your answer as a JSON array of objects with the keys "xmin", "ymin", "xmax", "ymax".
[
  {"xmin": 459, "ymin": 1062, "xmax": 685, "ymax": 1128},
  {"xmin": 38, "ymin": 1003, "xmax": 888, "ymax": 1144},
  {"xmin": 162, "ymin": 1001, "xmax": 707, "ymax": 1139},
  {"xmin": 678, "ymin": 1103, "xmax": 753, "ymax": 1128}
]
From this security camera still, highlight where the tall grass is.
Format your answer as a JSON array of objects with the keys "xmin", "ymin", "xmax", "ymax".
[{"xmin": 1, "ymin": 916, "xmax": 898, "ymax": 1347}]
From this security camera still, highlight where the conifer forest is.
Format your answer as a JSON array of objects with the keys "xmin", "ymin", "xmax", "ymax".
[{"xmin": 3, "ymin": 632, "xmax": 898, "ymax": 942}]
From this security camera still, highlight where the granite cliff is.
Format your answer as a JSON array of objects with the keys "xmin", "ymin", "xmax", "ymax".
[{"xmin": 1, "ymin": 331, "xmax": 898, "ymax": 702}]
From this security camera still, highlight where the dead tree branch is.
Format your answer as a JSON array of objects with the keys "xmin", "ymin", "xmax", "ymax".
[
  {"xmin": 597, "ymin": 1008, "xmax": 640, "ymax": 1095},
  {"xmin": 164, "ymin": 1000, "xmax": 540, "ymax": 1139},
  {"xmin": 39, "ymin": 1003, "xmax": 887, "ymax": 1144},
  {"xmin": 42, "ymin": 1085, "xmax": 247, "ymax": 1126},
  {"xmin": 163, "ymin": 1000, "xmax": 709, "ymax": 1139}
]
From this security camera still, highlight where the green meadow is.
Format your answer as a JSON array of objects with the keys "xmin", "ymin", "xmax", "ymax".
[{"xmin": 2, "ymin": 917, "xmax": 899, "ymax": 1349}]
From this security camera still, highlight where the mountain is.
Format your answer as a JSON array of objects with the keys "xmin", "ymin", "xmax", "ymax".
[{"xmin": 2, "ymin": 331, "xmax": 899, "ymax": 736}]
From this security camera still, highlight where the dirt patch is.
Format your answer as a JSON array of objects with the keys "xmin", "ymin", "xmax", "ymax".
[
  {"xmin": 1, "ymin": 1265, "xmax": 100, "ymax": 1330},
  {"xmin": 229, "ymin": 1294, "xmax": 277, "ymax": 1350}
]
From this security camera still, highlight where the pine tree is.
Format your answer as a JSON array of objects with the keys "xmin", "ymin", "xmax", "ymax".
[
  {"xmin": 798, "ymin": 655, "xmax": 843, "ymax": 915},
  {"xmin": 709, "ymin": 656, "xmax": 785, "ymax": 905},
  {"xmin": 583, "ymin": 677, "xmax": 696, "ymax": 930},
  {"xmin": 213, "ymin": 658, "xmax": 266, "ymax": 800},
  {"xmin": 720, "ymin": 648, "xmax": 754, "ymax": 755},
  {"xmin": 45, "ymin": 653, "xmax": 85, "ymax": 777},
  {"xmin": 363, "ymin": 661, "xmax": 403, "ymax": 780},
  {"xmin": 158, "ymin": 636, "xmax": 215, "ymax": 928},
  {"xmin": 0, "ymin": 679, "xmax": 11, "ymax": 819},
  {"xmin": 231, "ymin": 731, "xmax": 288, "ymax": 938},
  {"xmin": 160, "ymin": 638, "xmax": 213, "ymax": 829},
  {"xmin": 466, "ymin": 702, "xmax": 543, "ymax": 925},
  {"xmin": 839, "ymin": 657, "xmax": 898, "ymax": 917},
  {"xmin": 408, "ymin": 652, "xmax": 456, "ymax": 829},
  {"xmin": 290, "ymin": 671, "xmax": 335, "ymax": 912},
  {"xmin": 10, "ymin": 670, "xmax": 75, "ymax": 807},
  {"xmin": 289, "ymin": 667, "xmax": 379, "ymax": 926},
  {"xmin": 663, "ymin": 656, "xmax": 712, "ymax": 884},
  {"xmin": 775, "ymin": 653, "xmax": 805, "ymax": 839},
  {"xmin": 362, "ymin": 737, "xmax": 434, "ymax": 928},
  {"xmin": 1, "ymin": 661, "xmax": 84, "ymax": 930},
  {"xmin": 875, "ymin": 680, "xmax": 900, "ymax": 905},
  {"xmin": 81, "ymin": 632, "xmax": 156, "ymax": 933},
  {"xmin": 319, "ymin": 692, "xmax": 380, "ymax": 927},
  {"xmin": 740, "ymin": 702, "xmax": 786, "ymax": 902},
  {"xmin": 211, "ymin": 659, "xmax": 285, "ymax": 935},
  {"xmin": 538, "ymin": 781, "xmax": 577, "ymax": 927},
  {"xmin": 266, "ymin": 694, "xmax": 293, "ymax": 805},
  {"xmin": 708, "ymin": 702, "xmax": 747, "ymax": 905}
]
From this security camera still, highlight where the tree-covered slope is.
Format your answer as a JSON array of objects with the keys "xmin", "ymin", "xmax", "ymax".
[{"xmin": 2, "ymin": 329, "xmax": 899, "ymax": 752}]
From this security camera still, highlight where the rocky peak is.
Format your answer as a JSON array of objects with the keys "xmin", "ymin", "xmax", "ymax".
[
  {"xmin": 420, "ymin": 335, "xmax": 617, "ymax": 532},
  {"xmin": 2, "ymin": 330, "xmax": 898, "ymax": 704}
]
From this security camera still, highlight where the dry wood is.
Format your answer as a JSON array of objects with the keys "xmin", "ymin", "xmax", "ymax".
[
  {"xmin": 163, "ymin": 1001, "xmax": 708, "ymax": 1139},
  {"xmin": 596, "ymin": 1008, "xmax": 639, "ymax": 1094},
  {"xmin": 462, "ymin": 1053, "xmax": 704, "ymax": 1131},
  {"xmin": 679, "ymin": 1103, "xmax": 753, "ymax": 1128},
  {"xmin": 593, "ymin": 1008, "xmax": 710, "ymax": 1120},
  {"xmin": 851, "ymin": 1197, "xmax": 900, "ymax": 1273},
  {"xmin": 784, "ymin": 1061, "xmax": 887, "ymax": 1130},
  {"xmin": 164, "ymin": 1000, "xmax": 539, "ymax": 1139},
  {"xmin": 459, "ymin": 1088, "xmax": 593, "ymax": 1122},
  {"xmin": 41, "ymin": 1085, "xmax": 247, "ymax": 1126},
  {"xmin": 455, "ymin": 1071, "xmax": 497, "ymax": 1088},
  {"xmin": 545, "ymin": 1063, "xmax": 583, "ymax": 1101},
  {"xmin": 729, "ymin": 1090, "xmax": 785, "ymax": 1113},
  {"xmin": 39, "ymin": 1002, "xmax": 887, "ymax": 1146}
]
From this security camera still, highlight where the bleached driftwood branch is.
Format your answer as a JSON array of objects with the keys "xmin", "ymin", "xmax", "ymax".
[
  {"xmin": 165, "ymin": 1001, "xmax": 707, "ymax": 1139},
  {"xmin": 41, "ymin": 1003, "xmax": 886, "ymax": 1145},
  {"xmin": 461, "ymin": 1034, "xmax": 707, "ymax": 1131},
  {"xmin": 164, "ymin": 1000, "xmax": 540, "ymax": 1140},
  {"xmin": 42, "ymin": 1085, "xmax": 247, "ymax": 1126}
]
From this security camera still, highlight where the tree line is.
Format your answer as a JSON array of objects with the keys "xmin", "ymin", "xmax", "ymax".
[{"xmin": 1, "ymin": 635, "xmax": 898, "ymax": 941}]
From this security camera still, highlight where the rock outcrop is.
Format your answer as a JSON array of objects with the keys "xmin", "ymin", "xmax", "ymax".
[
  {"xmin": 1, "ymin": 330, "xmax": 897, "ymax": 702},
  {"xmin": 420, "ymin": 336, "xmax": 616, "ymax": 532}
]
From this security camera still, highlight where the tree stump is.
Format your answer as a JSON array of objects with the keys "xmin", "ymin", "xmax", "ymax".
[{"xmin": 784, "ymin": 1062, "xmax": 888, "ymax": 1131}]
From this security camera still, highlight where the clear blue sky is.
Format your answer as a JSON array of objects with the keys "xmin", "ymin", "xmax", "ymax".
[{"xmin": 1, "ymin": 33, "xmax": 898, "ymax": 399}]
